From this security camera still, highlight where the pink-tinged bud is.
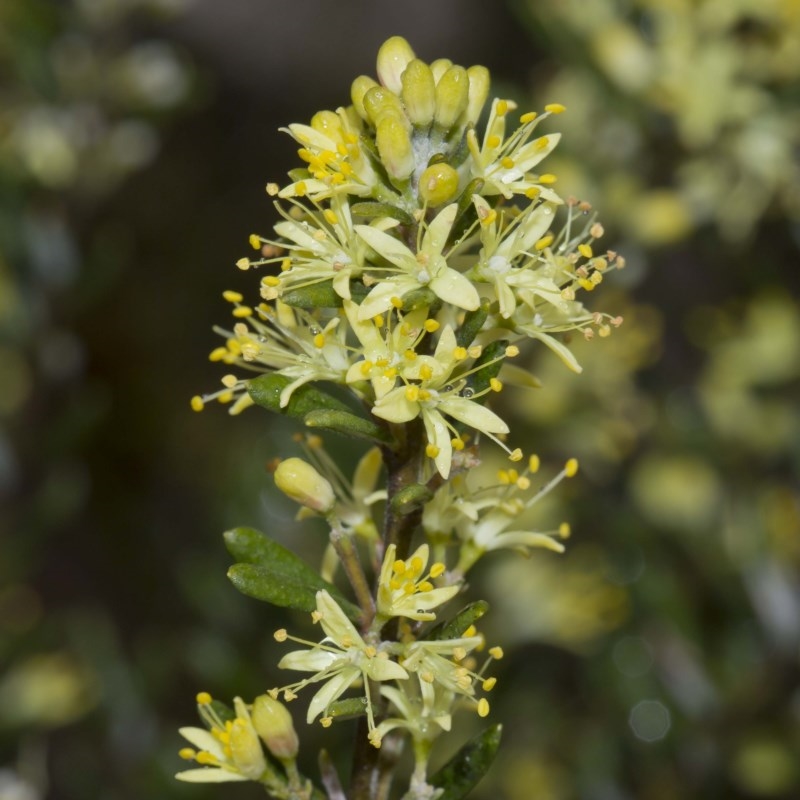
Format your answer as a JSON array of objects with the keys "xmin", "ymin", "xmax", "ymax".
[
  {"xmin": 252, "ymin": 695, "xmax": 299, "ymax": 761},
  {"xmin": 376, "ymin": 36, "xmax": 415, "ymax": 94},
  {"xmin": 274, "ymin": 458, "xmax": 335, "ymax": 513}
]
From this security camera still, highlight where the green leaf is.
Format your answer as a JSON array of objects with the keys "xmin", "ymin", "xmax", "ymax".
[
  {"xmin": 224, "ymin": 527, "xmax": 360, "ymax": 619},
  {"xmin": 304, "ymin": 409, "xmax": 391, "ymax": 445},
  {"xmin": 428, "ymin": 600, "xmax": 490, "ymax": 641},
  {"xmin": 248, "ymin": 374, "xmax": 351, "ymax": 419},
  {"xmin": 281, "ymin": 279, "xmax": 369, "ymax": 309},
  {"xmin": 201, "ymin": 699, "xmax": 235, "ymax": 727},
  {"xmin": 464, "ymin": 340, "xmax": 508, "ymax": 400},
  {"xmin": 389, "ymin": 483, "xmax": 433, "ymax": 516},
  {"xmin": 429, "ymin": 724, "xmax": 502, "ymax": 800},
  {"xmin": 350, "ymin": 202, "xmax": 414, "ymax": 226},
  {"xmin": 456, "ymin": 300, "xmax": 490, "ymax": 347}
]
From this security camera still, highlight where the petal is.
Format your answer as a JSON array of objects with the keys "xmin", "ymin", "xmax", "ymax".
[
  {"xmin": 357, "ymin": 279, "xmax": 415, "ymax": 320},
  {"xmin": 366, "ymin": 657, "xmax": 409, "ymax": 682},
  {"xmin": 513, "ymin": 132, "xmax": 561, "ymax": 173},
  {"xmin": 372, "ymin": 387, "xmax": 420, "ymax": 424},
  {"xmin": 306, "ymin": 668, "xmax": 358, "ymax": 723},
  {"xmin": 316, "ymin": 591, "xmax": 365, "ymax": 647},
  {"xmin": 284, "ymin": 123, "xmax": 337, "ymax": 152},
  {"xmin": 355, "ymin": 225, "xmax": 414, "ymax": 270},
  {"xmin": 421, "ymin": 204, "xmax": 457, "ymax": 256},
  {"xmin": 526, "ymin": 330, "xmax": 583, "ymax": 373},
  {"xmin": 430, "ymin": 268, "xmax": 481, "ymax": 311},
  {"xmin": 439, "ymin": 397, "xmax": 509, "ymax": 434},
  {"xmin": 278, "ymin": 648, "xmax": 339, "ymax": 672},
  {"xmin": 422, "ymin": 409, "xmax": 453, "ymax": 479},
  {"xmin": 178, "ymin": 727, "xmax": 224, "ymax": 759},
  {"xmin": 486, "ymin": 530, "xmax": 566, "ymax": 553},
  {"xmin": 175, "ymin": 768, "xmax": 249, "ymax": 783},
  {"xmin": 353, "ymin": 447, "xmax": 383, "ymax": 499}
]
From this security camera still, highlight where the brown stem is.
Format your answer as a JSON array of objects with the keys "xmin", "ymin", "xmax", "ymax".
[{"xmin": 330, "ymin": 526, "xmax": 375, "ymax": 627}]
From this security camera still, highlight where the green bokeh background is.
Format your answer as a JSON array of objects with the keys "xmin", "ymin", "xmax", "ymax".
[{"xmin": 2, "ymin": 1, "xmax": 798, "ymax": 799}]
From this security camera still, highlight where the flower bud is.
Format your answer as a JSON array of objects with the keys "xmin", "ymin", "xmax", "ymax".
[
  {"xmin": 464, "ymin": 65, "xmax": 490, "ymax": 125},
  {"xmin": 310, "ymin": 110, "xmax": 343, "ymax": 139},
  {"xmin": 252, "ymin": 695, "xmax": 299, "ymax": 761},
  {"xmin": 430, "ymin": 58, "xmax": 453, "ymax": 84},
  {"xmin": 419, "ymin": 163, "xmax": 460, "ymax": 206},
  {"xmin": 401, "ymin": 59, "xmax": 436, "ymax": 126},
  {"xmin": 363, "ymin": 86, "xmax": 407, "ymax": 128},
  {"xmin": 376, "ymin": 116, "xmax": 415, "ymax": 180},
  {"xmin": 434, "ymin": 65, "xmax": 469, "ymax": 130},
  {"xmin": 351, "ymin": 75, "xmax": 378, "ymax": 121},
  {"xmin": 274, "ymin": 457, "xmax": 335, "ymax": 514},
  {"xmin": 376, "ymin": 36, "xmax": 415, "ymax": 94},
  {"xmin": 230, "ymin": 698, "xmax": 267, "ymax": 779}
]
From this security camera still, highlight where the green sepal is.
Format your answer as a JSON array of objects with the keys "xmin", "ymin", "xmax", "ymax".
[
  {"xmin": 350, "ymin": 202, "xmax": 414, "ymax": 226},
  {"xmin": 464, "ymin": 340, "xmax": 508, "ymax": 399},
  {"xmin": 224, "ymin": 527, "xmax": 360, "ymax": 619},
  {"xmin": 390, "ymin": 483, "xmax": 433, "ymax": 516},
  {"xmin": 450, "ymin": 177, "xmax": 484, "ymax": 241},
  {"xmin": 456, "ymin": 300, "xmax": 490, "ymax": 347},
  {"xmin": 326, "ymin": 697, "xmax": 368, "ymax": 721},
  {"xmin": 281, "ymin": 280, "xmax": 369, "ymax": 309},
  {"xmin": 286, "ymin": 167, "xmax": 311, "ymax": 183},
  {"xmin": 200, "ymin": 699, "xmax": 235, "ymax": 727},
  {"xmin": 248, "ymin": 374, "xmax": 351, "ymax": 419},
  {"xmin": 428, "ymin": 600, "xmax": 489, "ymax": 640},
  {"xmin": 304, "ymin": 408, "xmax": 392, "ymax": 445},
  {"xmin": 429, "ymin": 724, "xmax": 502, "ymax": 800},
  {"xmin": 401, "ymin": 287, "xmax": 440, "ymax": 313}
]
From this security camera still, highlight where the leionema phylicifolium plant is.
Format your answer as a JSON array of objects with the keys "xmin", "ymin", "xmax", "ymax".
[{"xmin": 178, "ymin": 36, "xmax": 624, "ymax": 800}]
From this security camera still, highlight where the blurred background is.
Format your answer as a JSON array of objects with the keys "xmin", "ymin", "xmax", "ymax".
[{"xmin": 1, "ymin": 1, "xmax": 798, "ymax": 798}]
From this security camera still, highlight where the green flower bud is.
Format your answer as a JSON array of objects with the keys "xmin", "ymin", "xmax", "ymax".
[
  {"xmin": 351, "ymin": 75, "xmax": 378, "ymax": 121},
  {"xmin": 430, "ymin": 58, "xmax": 453, "ymax": 84},
  {"xmin": 274, "ymin": 457, "xmax": 335, "ymax": 513},
  {"xmin": 419, "ymin": 163, "xmax": 460, "ymax": 206},
  {"xmin": 401, "ymin": 59, "xmax": 436, "ymax": 126},
  {"xmin": 252, "ymin": 695, "xmax": 299, "ymax": 761},
  {"xmin": 363, "ymin": 86, "xmax": 407, "ymax": 128},
  {"xmin": 434, "ymin": 65, "xmax": 469, "ymax": 130},
  {"xmin": 376, "ymin": 35, "xmax": 415, "ymax": 94},
  {"xmin": 230, "ymin": 698, "xmax": 267, "ymax": 780},
  {"xmin": 464, "ymin": 65, "xmax": 491, "ymax": 125},
  {"xmin": 376, "ymin": 115, "xmax": 415, "ymax": 180}
]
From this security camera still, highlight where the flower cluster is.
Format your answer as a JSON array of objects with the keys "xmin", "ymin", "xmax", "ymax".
[{"xmin": 179, "ymin": 35, "xmax": 619, "ymax": 798}]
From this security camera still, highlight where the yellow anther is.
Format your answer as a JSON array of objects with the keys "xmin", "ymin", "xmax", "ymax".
[
  {"xmin": 179, "ymin": 748, "xmax": 196, "ymax": 760},
  {"xmin": 405, "ymin": 385, "xmax": 420, "ymax": 402},
  {"xmin": 360, "ymin": 360, "xmax": 374, "ymax": 375},
  {"xmin": 218, "ymin": 391, "xmax": 234, "ymax": 404},
  {"xmin": 528, "ymin": 454, "xmax": 540, "ymax": 473},
  {"xmin": 545, "ymin": 103, "xmax": 566, "ymax": 114},
  {"xmin": 464, "ymin": 624, "xmax": 477, "ymax": 637},
  {"xmin": 223, "ymin": 290, "xmax": 244, "ymax": 303},
  {"xmin": 424, "ymin": 319, "xmax": 440, "ymax": 333},
  {"xmin": 488, "ymin": 646, "xmax": 504, "ymax": 660},
  {"xmin": 249, "ymin": 234, "xmax": 261, "ymax": 250},
  {"xmin": 418, "ymin": 389, "xmax": 431, "ymax": 401},
  {"xmin": 453, "ymin": 346, "xmax": 467, "ymax": 360},
  {"xmin": 404, "ymin": 349, "xmax": 417, "ymax": 361},
  {"xmin": 509, "ymin": 448, "xmax": 523, "ymax": 462},
  {"xmin": 364, "ymin": 645, "xmax": 377, "ymax": 658},
  {"xmin": 196, "ymin": 751, "xmax": 219, "ymax": 766},
  {"xmin": 486, "ymin": 134, "xmax": 502, "ymax": 148},
  {"xmin": 516, "ymin": 476, "xmax": 530, "ymax": 490},
  {"xmin": 578, "ymin": 243, "xmax": 593, "ymax": 259},
  {"xmin": 482, "ymin": 677, "xmax": 497, "ymax": 691},
  {"xmin": 236, "ymin": 258, "xmax": 250, "ymax": 271},
  {"xmin": 590, "ymin": 222, "xmax": 605, "ymax": 238},
  {"xmin": 505, "ymin": 345, "xmax": 519, "ymax": 357},
  {"xmin": 274, "ymin": 628, "xmax": 288, "ymax": 641},
  {"xmin": 233, "ymin": 306, "xmax": 253, "ymax": 318},
  {"xmin": 190, "ymin": 395, "xmax": 205, "ymax": 412},
  {"xmin": 418, "ymin": 580, "xmax": 434, "ymax": 592},
  {"xmin": 489, "ymin": 377, "xmax": 503, "ymax": 392},
  {"xmin": 599, "ymin": 324, "xmax": 611, "ymax": 337},
  {"xmin": 535, "ymin": 234, "xmax": 554, "ymax": 251},
  {"xmin": 280, "ymin": 258, "xmax": 291, "ymax": 271},
  {"xmin": 501, "ymin": 156, "xmax": 515, "ymax": 169},
  {"xmin": 468, "ymin": 345, "xmax": 482, "ymax": 358},
  {"xmin": 592, "ymin": 257, "xmax": 608, "ymax": 272},
  {"xmin": 196, "ymin": 692, "xmax": 212, "ymax": 705},
  {"xmin": 430, "ymin": 562, "xmax": 446, "ymax": 578},
  {"xmin": 480, "ymin": 208, "xmax": 497, "ymax": 226},
  {"xmin": 508, "ymin": 469, "xmax": 519, "ymax": 483},
  {"xmin": 262, "ymin": 275, "xmax": 281, "ymax": 286},
  {"xmin": 391, "ymin": 295, "xmax": 404, "ymax": 309},
  {"xmin": 564, "ymin": 458, "xmax": 579, "ymax": 478},
  {"xmin": 534, "ymin": 136, "xmax": 550, "ymax": 151},
  {"xmin": 393, "ymin": 559, "xmax": 407, "ymax": 575},
  {"xmin": 477, "ymin": 698, "xmax": 490, "ymax": 717},
  {"xmin": 590, "ymin": 271, "xmax": 603, "ymax": 285},
  {"xmin": 539, "ymin": 173, "xmax": 558, "ymax": 184},
  {"xmin": 373, "ymin": 314, "xmax": 385, "ymax": 328},
  {"xmin": 421, "ymin": 670, "xmax": 435, "ymax": 683},
  {"xmin": 323, "ymin": 209, "xmax": 338, "ymax": 225},
  {"xmin": 313, "ymin": 333, "xmax": 326, "ymax": 348},
  {"xmin": 295, "ymin": 181, "xmax": 307, "ymax": 196},
  {"xmin": 383, "ymin": 367, "xmax": 398, "ymax": 379},
  {"xmin": 496, "ymin": 100, "xmax": 509, "ymax": 116},
  {"xmin": 559, "ymin": 522, "xmax": 572, "ymax": 539},
  {"xmin": 451, "ymin": 438, "xmax": 465, "ymax": 451},
  {"xmin": 320, "ymin": 717, "xmax": 333, "ymax": 728},
  {"xmin": 525, "ymin": 186, "xmax": 541, "ymax": 199},
  {"xmin": 403, "ymin": 582, "xmax": 416, "ymax": 595},
  {"xmin": 497, "ymin": 469, "xmax": 511, "ymax": 485},
  {"xmin": 221, "ymin": 374, "xmax": 238, "ymax": 389},
  {"xmin": 266, "ymin": 182, "xmax": 279, "ymax": 196},
  {"xmin": 419, "ymin": 364, "xmax": 433, "ymax": 381},
  {"xmin": 520, "ymin": 111, "xmax": 537, "ymax": 123},
  {"xmin": 578, "ymin": 278, "xmax": 595, "ymax": 292},
  {"xmin": 209, "ymin": 346, "xmax": 228, "ymax": 362},
  {"xmin": 283, "ymin": 689, "xmax": 297, "ymax": 701},
  {"xmin": 426, "ymin": 443, "xmax": 440, "ymax": 458},
  {"xmin": 375, "ymin": 358, "xmax": 389, "ymax": 368}
]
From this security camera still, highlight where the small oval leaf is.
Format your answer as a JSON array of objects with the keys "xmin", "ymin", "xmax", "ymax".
[{"xmin": 429, "ymin": 724, "xmax": 502, "ymax": 800}]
